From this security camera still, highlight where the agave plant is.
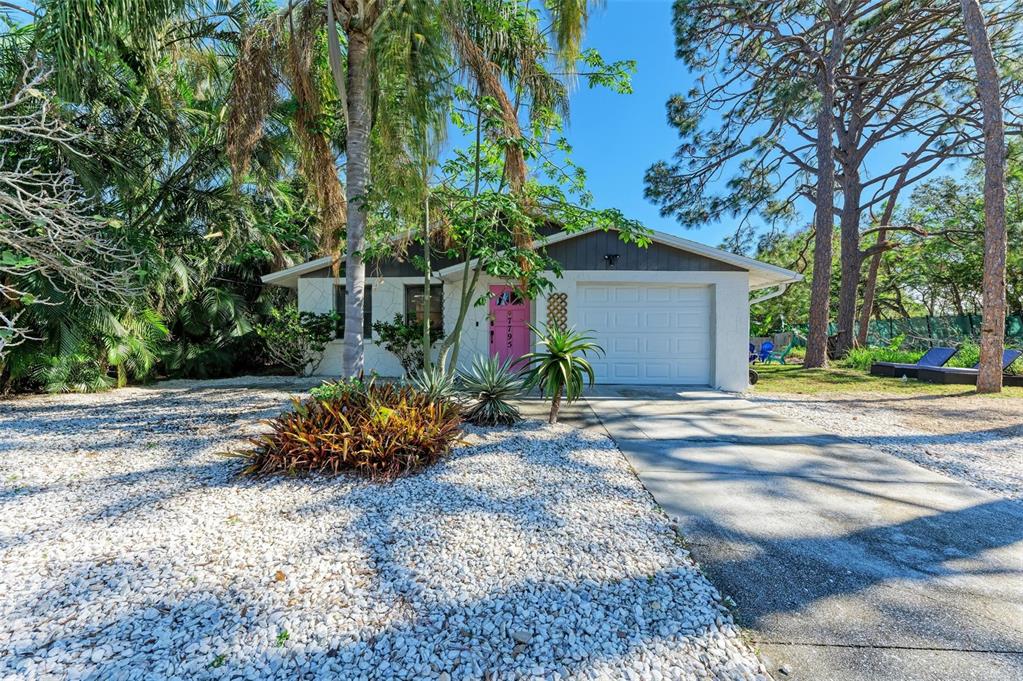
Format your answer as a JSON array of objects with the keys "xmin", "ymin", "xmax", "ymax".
[
  {"xmin": 520, "ymin": 323, "xmax": 603, "ymax": 424},
  {"xmin": 410, "ymin": 366, "xmax": 459, "ymax": 404},
  {"xmin": 458, "ymin": 355, "xmax": 523, "ymax": 426}
]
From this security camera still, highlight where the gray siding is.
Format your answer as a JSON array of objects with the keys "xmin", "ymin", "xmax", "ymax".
[
  {"xmin": 300, "ymin": 228, "xmax": 745, "ymax": 278},
  {"xmin": 544, "ymin": 230, "xmax": 745, "ymax": 272},
  {"xmin": 300, "ymin": 245, "xmax": 461, "ymax": 279}
]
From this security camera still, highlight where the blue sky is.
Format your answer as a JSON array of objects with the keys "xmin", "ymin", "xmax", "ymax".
[
  {"xmin": 563, "ymin": 1, "xmax": 735, "ymax": 246},
  {"xmin": 557, "ymin": 1, "xmax": 969, "ymax": 250}
]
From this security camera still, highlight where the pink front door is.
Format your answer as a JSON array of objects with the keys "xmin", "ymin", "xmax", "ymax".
[{"xmin": 489, "ymin": 285, "xmax": 530, "ymax": 364}]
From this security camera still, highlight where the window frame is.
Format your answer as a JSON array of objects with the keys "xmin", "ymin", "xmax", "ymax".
[
  {"xmin": 334, "ymin": 284, "xmax": 373, "ymax": 338},
  {"xmin": 404, "ymin": 283, "xmax": 444, "ymax": 334}
]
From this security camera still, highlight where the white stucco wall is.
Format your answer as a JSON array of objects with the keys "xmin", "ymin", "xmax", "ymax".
[
  {"xmin": 298, "ymin": 275, "xmax": 439, "ymax": 378},
  {"xmin": 297, "ymin": 269, "xmax": 751, "ymax": 391}
]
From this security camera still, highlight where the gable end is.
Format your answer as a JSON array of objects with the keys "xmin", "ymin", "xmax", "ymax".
[{"xmin": 544, "ymin": 230, "xmax": 745, "ymax": 272}]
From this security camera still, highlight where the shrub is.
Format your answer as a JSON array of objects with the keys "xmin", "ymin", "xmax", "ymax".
[
  {"xmin": 239, "ymin": 382, "xmax": 462, "ymax": 479},
  {"xmin": 36, "ymin": 353, "xmax": 114, "ymax": 393},
  {"xmin": 253, "ymin": 305, "xmax": 340, "ymax": 375},
  {"xmin": 836, "ymin": 340, "xmax": 1018, "ymax": 374},
  {"xmin": 310, "ymin": 376, "xmax": 370, "ymax": 401},
  {"xmin": 947, "ymin": 341, "xmax": 980, "ymax": 369},
  {"xmin": 839, "ymin": 346, "xmax": 922, "ymax": 372},
  {"xmin": 520, "ymin": 323, "xmax": 603, "ymax": 424},
  {"xmin": 458, "ymin": 355, "xmax": 523, "ymax": 425},
  {"xmin": 372, "ymin": 314, "xmax": 443, "ymax": 376}
]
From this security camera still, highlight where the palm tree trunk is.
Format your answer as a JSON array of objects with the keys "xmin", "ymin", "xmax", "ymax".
[
  {"xmin": 549, "ymin": 390, "xmax": 562, "ymax": 424},
  {"xmin": 342, "ymin": 28, "xmax": 371, "ymax": 377},
  {"xmin": 960, "ymin": 0, "xmax": 1007, "ymax": 394}
]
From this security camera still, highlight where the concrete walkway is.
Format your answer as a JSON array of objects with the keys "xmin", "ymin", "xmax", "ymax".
[{"xmin": 528, "ymin": 387, "xmax": 1023, "ymax": 681}]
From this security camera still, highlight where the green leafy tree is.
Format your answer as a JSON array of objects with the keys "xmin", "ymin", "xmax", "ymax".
[
  {"xmin": 372, "ymin": 314, "xmax": 443, "ymax": 377},
  {"xmin": 254, "ymin": 306, "xmax": 340, "ymax": 375}
]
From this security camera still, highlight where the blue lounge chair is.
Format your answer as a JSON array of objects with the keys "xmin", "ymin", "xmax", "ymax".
[
  {"xmin": 757, "ymin": 340, "xmax": 774, "ymax": 363},
  {"xmin": 870, "ymin": 346, "xmax": 957, "ymax": 379},
  {"xmin": 917, "ymin": 349, "xmax": 1023, "ymax": 385}
]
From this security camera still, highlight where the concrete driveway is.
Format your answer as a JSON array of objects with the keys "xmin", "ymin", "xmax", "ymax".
[{"xmin": 525, "ymin": 387, "xmax": 1023, "ymax": 681}]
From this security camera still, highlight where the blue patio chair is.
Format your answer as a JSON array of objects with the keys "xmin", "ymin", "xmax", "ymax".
[
  {"xmin": 870, "ymin": 346, "xmax": 957, "ymax": 379},
  {"xmin": 757, "ymin": 340, "xmax": 774, "ymax": 363},
  {"xmin": 917, "ymin": 348, "xmax": 1023, "ymax": 386}
]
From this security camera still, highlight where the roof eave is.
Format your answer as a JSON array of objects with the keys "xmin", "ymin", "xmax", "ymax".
[{"xmin": 260, "ymin": 255, "xmax": 337, "ymax": 288}]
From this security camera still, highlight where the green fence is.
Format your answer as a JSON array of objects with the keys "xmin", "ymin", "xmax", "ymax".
[{"xmin": 852, "ymin": 314, "xmax": 1023, "ymax": 350}]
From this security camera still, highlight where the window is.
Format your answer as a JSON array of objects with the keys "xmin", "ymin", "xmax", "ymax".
[
  {"xmin": 405, "ymin": 284, "xmax": 443, "ymax": 333},
  {"xmin": 334, "ymin": 284, "xmax": 373, "ymax": 338}
]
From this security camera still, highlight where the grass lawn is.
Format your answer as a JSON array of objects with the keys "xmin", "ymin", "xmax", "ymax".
[{"xmin": 751, "ymin": 363, "xmax": 1023, "ymax": 398}]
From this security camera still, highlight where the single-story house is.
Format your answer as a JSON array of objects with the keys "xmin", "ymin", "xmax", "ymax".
[{"xmin": 261, "ymin": 226, "xmax": 802, "ymax": 391}]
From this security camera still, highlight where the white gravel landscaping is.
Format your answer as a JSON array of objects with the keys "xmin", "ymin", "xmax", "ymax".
[
  {"xmin": 752, "ymin": 392, "xmax": 1023, "ymax": 500},
  {"xmin": 0, "ymin": 378, "xmax": 768, "ymax": 681}
]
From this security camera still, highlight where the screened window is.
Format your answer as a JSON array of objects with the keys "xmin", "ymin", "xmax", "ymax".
[
  {"xmin": 405, "ymin": 284, "xmax": 443, "ymax": 333},
  {"xmin": 334, "ymin": 284, "xmax": 373, "ymax": 338}
]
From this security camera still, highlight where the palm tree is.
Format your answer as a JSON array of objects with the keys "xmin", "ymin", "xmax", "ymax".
[
  {"xmin": 520, "ymin": 323, "xmax": 603, "ymax": 424},
  {"xmin": 226, "ymin": 0, "xmax": 448, "ymax": 377},
  {"xmin": 229, "ymin": 0, "xmax": 599, "ymax": 378},
  {"xmin": 959, "ymin": 0, "xmax": 1007, "ymax": 394}
]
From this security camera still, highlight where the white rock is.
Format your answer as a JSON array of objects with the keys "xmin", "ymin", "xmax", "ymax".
[{"xmin": 0, "ymin": 379, "xmax": 768, "ymax": 681}]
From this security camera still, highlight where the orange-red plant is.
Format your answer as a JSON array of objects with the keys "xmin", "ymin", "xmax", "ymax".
[{"xmin": 238, "ymin": 383, "xmax": 462, "ymax": 479}]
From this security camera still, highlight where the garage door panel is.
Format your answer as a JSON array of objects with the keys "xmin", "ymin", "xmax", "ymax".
[
  {"xmin": 643, "ymin": 362, "xmax": 672, "ymax": 380},
  {"xmin": 646, "ymin": 287, "xmax": 672, "ymax": 303},
  {"xmin": 646, "ymin": 311, "xmax": 672, "ymax": 329},
  {"xmin": 645, "ymin": 337, "xmax": 672, "ymax": 355},
  {"xmin": 613, "ymin": 337, "xmax": 641, "ymax": 353},
  {"xmin": 582, "ymin": 310, "xmax": 610, "ymax": 328},
  {"xmin": 577, "ymin": 283, "xmax": 712, "ymax": 385},
  {"xmin": 612, "ymin": 363, "xmax": 639, "ymax": 379},
  {"xmin": 581, "ymin": 286, "xmax": 610, "ymax": 304},
  {"xmin": 614, "ymin": 287, "xmax": 641, "ymax": 304},
  {"xmin": 614, "ymin": 310, "xmax": 641, "ymax": 327}
]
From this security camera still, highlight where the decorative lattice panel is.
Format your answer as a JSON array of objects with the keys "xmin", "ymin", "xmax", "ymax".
[{"xmin": 547, "ymin": 293, "xmax": 568, "ymax": 330}]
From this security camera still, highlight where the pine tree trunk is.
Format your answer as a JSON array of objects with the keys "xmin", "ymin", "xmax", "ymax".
[
  {"xmin": 342, "ymin": 28, "xmax": 371, "ymax": 377},
  {"xmin": 961, "ymin": 0, "xmax": 1007, "ymax": 394},
  {"xmin": 804, "ymin": 18, "xmax": 843, "ymax": 368},
  {"xmin": 856, "ymin": 227, "xmax": 886, "ymax": 347},
  {"xmin": 835, "ymin": 171, "xmax": 863, "ymax": 356}
]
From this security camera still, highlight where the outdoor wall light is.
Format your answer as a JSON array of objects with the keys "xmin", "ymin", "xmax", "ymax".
[{"xmin": 604, "ymin": 253, "xmax": 620, "ymax": 268}]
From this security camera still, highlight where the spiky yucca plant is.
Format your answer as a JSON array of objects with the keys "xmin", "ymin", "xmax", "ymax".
[
  {"xmin": 458, "ymin": 355, "xmax": 523, "ymax": 426},
  {"xmin": 520, "ymin": 323, "xmax": 603, "ymax": 424},
  {"xmin": 410, "ymin": 366, "xmax": 459, "ymax": 404}
]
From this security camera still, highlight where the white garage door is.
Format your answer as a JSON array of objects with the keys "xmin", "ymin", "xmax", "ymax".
[{"xmin": 576, "ymin": 283, "xmax": 712, "ymax": 385}]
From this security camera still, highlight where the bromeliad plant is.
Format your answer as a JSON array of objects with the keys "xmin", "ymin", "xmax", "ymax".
[
  {"xmin": 520, "ymin": 323, "xmax": 603, "ymax": 424},
  {"xmin": 238, "ymin": 382, "xmax": 461, "ymax": 479},
  {"xmin": 458, "ymin": 355, "xmax": 523, "ymax": 426}
]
